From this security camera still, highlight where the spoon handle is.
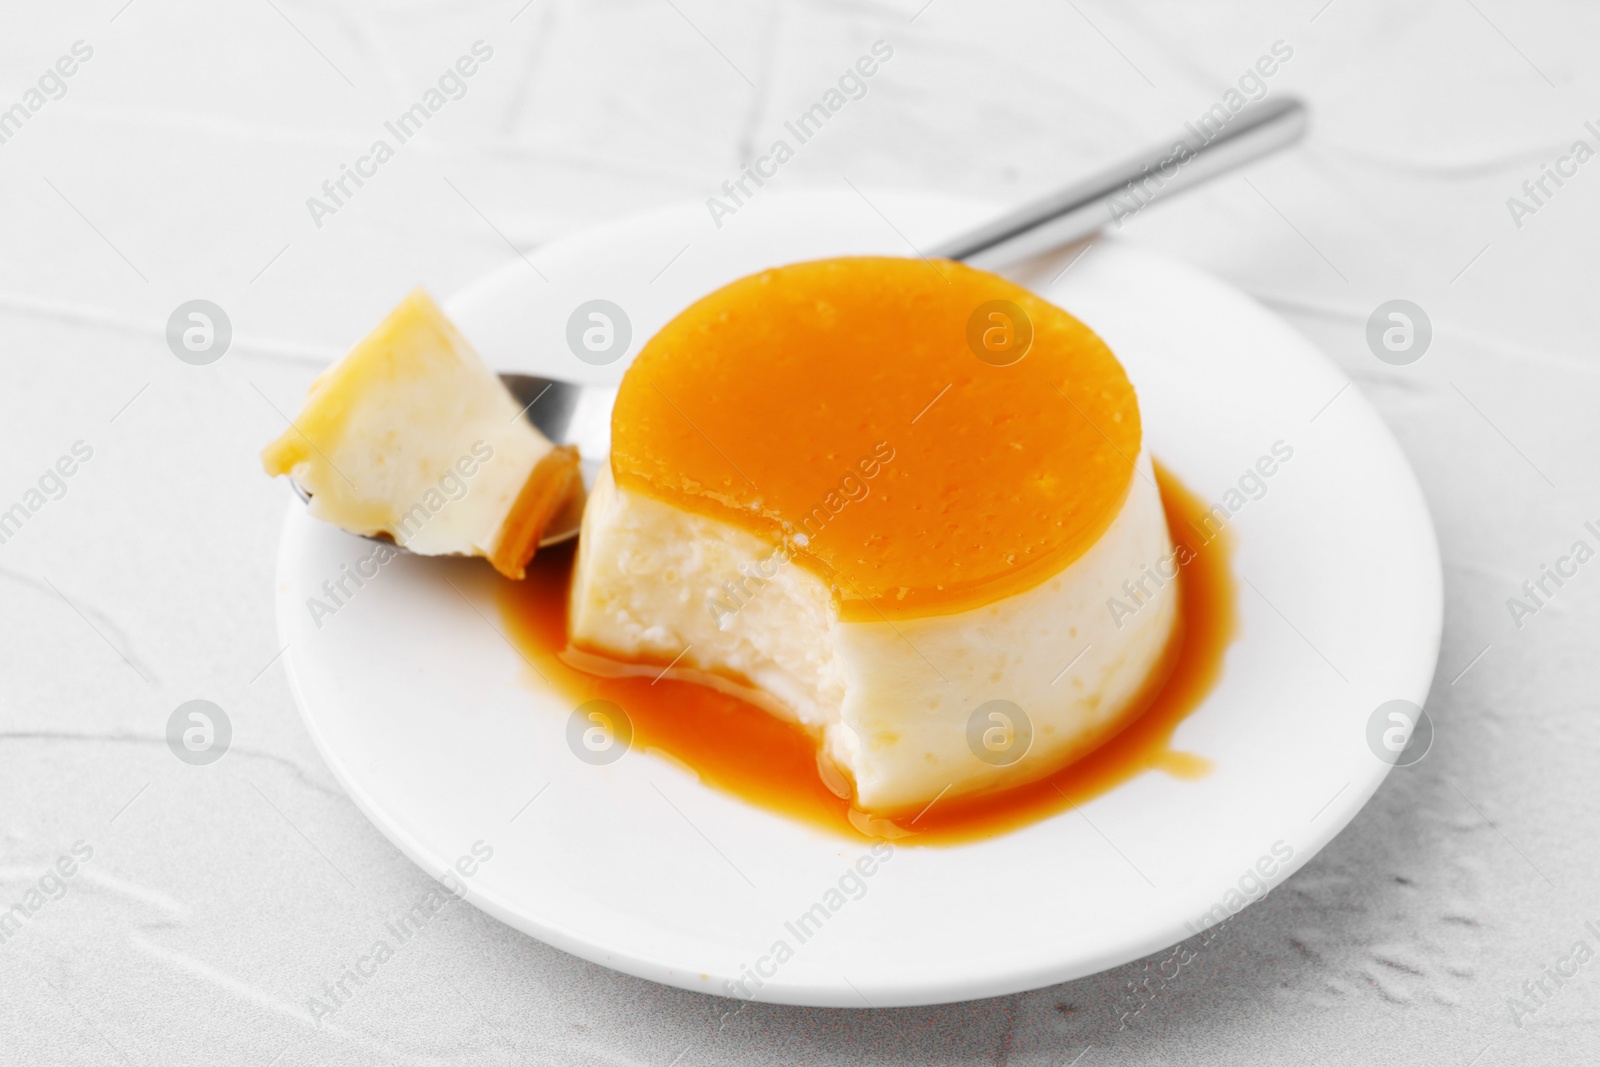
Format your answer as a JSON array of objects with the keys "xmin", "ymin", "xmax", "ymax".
[{"xmin": 931, "ymin": 96, "xmax": 1308, "ymax": 268}]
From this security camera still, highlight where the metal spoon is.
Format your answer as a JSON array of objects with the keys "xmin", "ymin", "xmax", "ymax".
[{"xmin": 296, "ymin": 96, "xmax": 1307, "ymax": 548}]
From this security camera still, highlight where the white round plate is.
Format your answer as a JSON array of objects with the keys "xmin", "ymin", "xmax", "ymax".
[{"xmin": 273, "ymin": 190, "xmax": 1441, "ymax": 1007}]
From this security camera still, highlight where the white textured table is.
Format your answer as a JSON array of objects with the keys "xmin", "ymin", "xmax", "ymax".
[{"xmin": 3, "ymin": 2, "xmax": 1597, "ymax": 1063}]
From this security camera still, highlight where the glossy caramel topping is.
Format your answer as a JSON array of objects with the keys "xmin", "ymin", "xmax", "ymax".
[{"xmin": 610, "ymin": 256, "xmax": 1141, "ymax": 620}]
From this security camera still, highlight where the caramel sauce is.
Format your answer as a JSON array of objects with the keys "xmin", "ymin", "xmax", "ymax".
[
  {"xmin": 608, "ymin": 257, "xmax": 1142, "ymax": 621},
  {"xmin": 497, "ymin": 462, "xmax": 1234, "ymax": 846}
]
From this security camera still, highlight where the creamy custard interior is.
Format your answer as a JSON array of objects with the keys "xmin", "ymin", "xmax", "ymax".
[{"xmin": 571, "ymin": 257, "xmax": 1178, "ymax": 814}]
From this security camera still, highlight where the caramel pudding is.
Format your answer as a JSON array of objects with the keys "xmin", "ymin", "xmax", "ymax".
[{"xmin": 568, "ymin": 257, "xmax": 1179, "ymax": 815}]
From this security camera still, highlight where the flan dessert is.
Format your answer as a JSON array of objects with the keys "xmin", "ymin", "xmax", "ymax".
[
  {"xmin": 569, "ymin": 257, "xmax": 1179, "ymax": 814},
  {"xmin": 262, "ymin": 289, "xmax": 581, "ymax": 579}
]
